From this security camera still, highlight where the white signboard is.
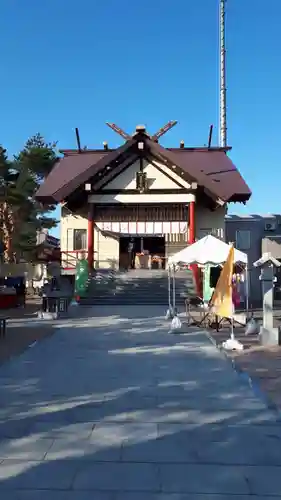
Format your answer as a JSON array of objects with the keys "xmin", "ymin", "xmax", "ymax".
[
  {"xmin": 137, "ymin": 222, "xmax": 145, "ymax": 234},
  {"xmin": 96, "ymin": 221, "xmax": 187, "ymax": 235},
  {"xmin": 129, "ymin": 222, "xmax": 137, "ymax": 234},
  {"xmin": 146, "ymin": 222, "xmax": 154, "ymax": 234}
]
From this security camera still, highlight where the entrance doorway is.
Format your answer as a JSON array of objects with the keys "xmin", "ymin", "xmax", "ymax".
[{"xmin": 119, "ymin": 236, "xmax": 165, "ymax": 270}]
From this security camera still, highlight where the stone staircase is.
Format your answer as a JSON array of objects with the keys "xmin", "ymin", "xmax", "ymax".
[{"xmin": 79, "ymin": 268, "xmax": 197, "ymax": 306}]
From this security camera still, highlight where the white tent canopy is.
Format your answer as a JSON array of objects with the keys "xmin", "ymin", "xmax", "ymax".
[{"xmin": 168, "ymin": 234, "xmax": 248, "ymax": 266}]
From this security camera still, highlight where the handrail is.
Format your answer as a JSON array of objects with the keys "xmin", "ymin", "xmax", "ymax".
[{"xmin": 61, "ymin": 250, "xmax": 88, "ymax": 270}]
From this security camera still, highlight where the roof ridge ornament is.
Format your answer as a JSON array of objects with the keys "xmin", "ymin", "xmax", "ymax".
[
  {"xmin": 105, "ymin": 121, "xmax": 178, "ymax": 142},
  {"xmin": 151, "ymin": 120, "xmax": 177, "ymax": 142},
  {"xmin": 105, "ymin": 123, "xmax": 132, "ymax": 141}
]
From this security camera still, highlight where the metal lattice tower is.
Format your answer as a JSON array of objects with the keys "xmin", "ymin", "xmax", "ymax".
[{"xmin": 219, "ymin": 0, "xmax": 227, "ymax": 147}]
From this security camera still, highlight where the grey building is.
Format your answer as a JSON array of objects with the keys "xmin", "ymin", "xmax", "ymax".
[{"xmin": 225, "ymin": 214, "xmax": 281, "ymax": 306}]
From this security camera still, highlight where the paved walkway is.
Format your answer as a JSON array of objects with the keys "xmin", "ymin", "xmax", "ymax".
[{"xmin": 0, "ymin": 306, "xmax": 281, "ymax": 498}]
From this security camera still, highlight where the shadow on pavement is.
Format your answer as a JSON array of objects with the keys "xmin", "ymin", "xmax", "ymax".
[{"xmin": 0, "ymin": 306, "xmax": 280, "ymax": 498}]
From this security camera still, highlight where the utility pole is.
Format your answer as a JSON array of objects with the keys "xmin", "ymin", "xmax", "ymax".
[{"xmin": 219, "ymin": 0, "xmax": 227, "ymax": 148}]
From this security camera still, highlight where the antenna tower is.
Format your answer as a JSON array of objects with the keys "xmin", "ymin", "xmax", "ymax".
[{"xmin": 219, "ymin": 0, "xmax": 227, "ymax": 147}]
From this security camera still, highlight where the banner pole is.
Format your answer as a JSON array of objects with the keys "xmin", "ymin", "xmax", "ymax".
[{"xmin": 230, "ymin": 315, "xmax": 235, "ymax": 340}]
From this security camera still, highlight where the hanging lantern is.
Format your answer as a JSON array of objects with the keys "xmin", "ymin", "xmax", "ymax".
[{"xmin": 136, "ymin": 171, "xmax": 148, "ymax": 193}]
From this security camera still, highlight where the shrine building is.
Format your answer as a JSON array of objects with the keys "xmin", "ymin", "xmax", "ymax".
[{"xmin": 36, "ymin": 122, "xmax": 251, "ymax": 273}]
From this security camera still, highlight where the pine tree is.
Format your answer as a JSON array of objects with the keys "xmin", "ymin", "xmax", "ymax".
[
  {"xmin": 0, "ymin": 146, "xmax": 22, "ymax": 261},
  {"xmin": 0, "ymin": 134, "xmax": 58, "ymax": 262}
]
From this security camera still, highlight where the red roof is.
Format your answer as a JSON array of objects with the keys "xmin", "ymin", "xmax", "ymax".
[
  {"xmin": 156, "ymin": 147, "xmax": 250, "ymax": 202},
  {"xmin": 36, "ymin": 133, "xmax": 251, "ymax": 204},
  {"xmin": 36, "ymin": 151, "xmax": 109, "ymax": 204}
]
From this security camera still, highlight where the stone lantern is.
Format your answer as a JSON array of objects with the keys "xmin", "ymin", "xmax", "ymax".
[{"xmin": 254, "ymin": 252, "xmax": 281, "ymax": 346}]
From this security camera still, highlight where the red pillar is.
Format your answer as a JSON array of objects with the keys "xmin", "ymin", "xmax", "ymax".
[
  {"xmin": 188, "ymin": 199, "xmax": 201, "ymax": 296},
  {"xmin": 188, "ymin": 201, "xmax": 195, "ymax": 244},
  {"xmin": 87, "ymin": 204, "xmax": 94, "ymax": 270}
]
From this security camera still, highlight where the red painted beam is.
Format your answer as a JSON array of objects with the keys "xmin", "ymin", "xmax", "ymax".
[
  {"xmin": 88, "ymin": 205, "xmax": 94, "ymax": 270},
  {"xmin": 188, "ymin": 200, "xmax": 201, "ymax": 297}
]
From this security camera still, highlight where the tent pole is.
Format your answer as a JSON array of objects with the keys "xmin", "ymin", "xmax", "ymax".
[
  {"xmin": 168, "ymin": 266, "xmax": 171, "ymax": 309},
  {"xmin": 245, "ymin": 264, "xmax": 249, "ymax": 320},
  {"xmin": 165, "ymin": 265, "xmax": 173, "ymax": 319},
  {"xmin": 172, "ymin": 264, "xmax": 176, "ymax": 312}
]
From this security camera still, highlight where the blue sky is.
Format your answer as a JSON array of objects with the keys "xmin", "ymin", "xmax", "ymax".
[{"xmin": 1, "ymin": 0, "xmax": 280, "ymax": 238}]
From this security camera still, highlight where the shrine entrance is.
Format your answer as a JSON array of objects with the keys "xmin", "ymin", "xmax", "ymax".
[{"xmin": 119, "ymin": 236, "xmax": 165, "ymax": 270}]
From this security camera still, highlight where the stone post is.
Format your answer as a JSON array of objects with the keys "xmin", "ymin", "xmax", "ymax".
[{"xmin": 254, "ymin": 252, "xmax": 281, "ymax": 346}]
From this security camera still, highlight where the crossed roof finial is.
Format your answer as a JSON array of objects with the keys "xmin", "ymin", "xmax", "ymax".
[{"xmin": 105, "ymin": 121, "xmax": 178, "ymax": 142}]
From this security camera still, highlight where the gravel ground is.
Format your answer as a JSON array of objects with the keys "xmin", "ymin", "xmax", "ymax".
[
  {"xmin": 0, "ymin": 297, "xmax": 53, "ymax": 365},
  {"xmin": 208, "ymin": 321, "xmax": 281, "ymax": 411},
  {"xmin": 0, "ymin": 323, "xmax": 55, "ymax": 366},
  {"xmin": 185, "ymin": 305, "xmax": 281, "ymax": 411}
]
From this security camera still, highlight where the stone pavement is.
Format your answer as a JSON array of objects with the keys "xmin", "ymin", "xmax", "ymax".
[{"xmin": 0, "ymin": 306, "xmax": 281, "ymax": 498}]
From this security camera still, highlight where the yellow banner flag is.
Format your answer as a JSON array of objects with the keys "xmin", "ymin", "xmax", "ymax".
[{"xmin": 210, "ymin": 245, "xmax": 234, "ymax": 318}]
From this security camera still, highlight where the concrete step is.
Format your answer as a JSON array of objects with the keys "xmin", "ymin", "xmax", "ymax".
[
  {"xmin": 82, "ymin": 268, "xmax": 196, "ymax": 305},
  {"xmin": 79, "ymin": 297, "xmax": 186, "ymax": 305}
]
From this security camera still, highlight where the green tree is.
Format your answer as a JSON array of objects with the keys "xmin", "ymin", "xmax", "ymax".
[
  {"xmin": 0, "ymin": 146, "xmax": 22, "ymax": 261},
  {"xmin": 0, "ymin": 134, "xmax": 58, "ymax": 262}
]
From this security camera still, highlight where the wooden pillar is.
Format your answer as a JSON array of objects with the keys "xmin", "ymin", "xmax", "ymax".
[{"xmin": 87, "ymin": 204, "xmax": 94, "ymax": 270}]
